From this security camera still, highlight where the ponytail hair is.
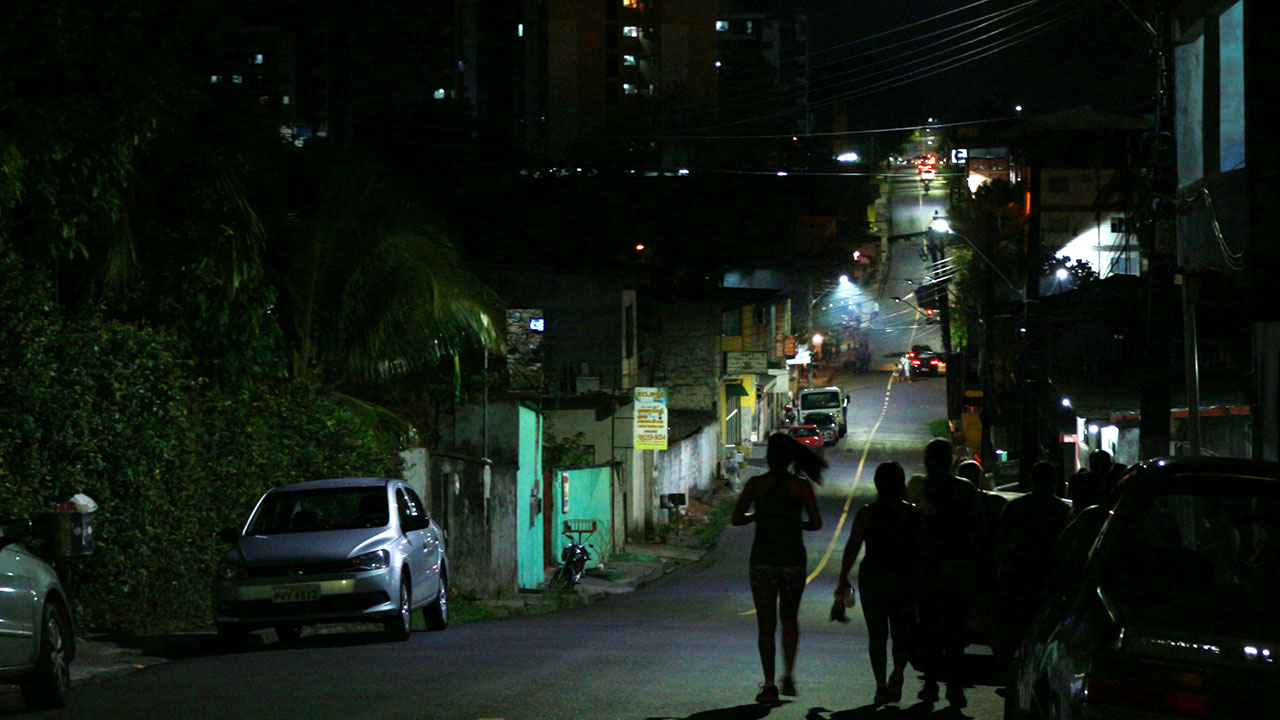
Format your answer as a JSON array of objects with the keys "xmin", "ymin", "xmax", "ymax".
[{"xmin": 765, "ymin": 432, "xmax": 828, "ymax": 485}]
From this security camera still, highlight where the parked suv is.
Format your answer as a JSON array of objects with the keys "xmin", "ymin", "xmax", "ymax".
[
  {"xmin": 213, "ymin": 477, "xmax": 448, "ymax": 644},
  {"xmin": 0, "ymin": 519, "xmax": 75, "ymax": 710}
]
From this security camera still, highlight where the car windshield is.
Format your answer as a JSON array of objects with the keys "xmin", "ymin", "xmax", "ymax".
[
  {"xmin": 247, "ymin": 487, "xmax": 389, "ymax": 534},
  {"xmin": 1103, "ymin": 473, "xmax": 1280, "ymax": 634},
  {"xmin": 790, "ymin": 427, "xmax": 819, "ymax": 437},
  {"xmin": 804, "ymin": 415, "xmax": 834, "ymax": 428},
  {"xmin": 799, "ymin": 391, "xmax": 840, "ymax": 410}
]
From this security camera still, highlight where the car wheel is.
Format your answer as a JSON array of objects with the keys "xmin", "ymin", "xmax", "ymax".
[
  {"xmin": 274, "ymin": 623, "xmax": 302, "ymax": 643},
  {"xmin": 423, "ymin": 572, "xmax": 448, "ymax": 631},
  {"xmin": 549, "ymin": 564, "xmax": 574, "ymax": 591},
  {"xmin": 20, "ymin": 603, "xmax": 71, "ymax": 710},
  {"xmin": 384, "ymin": 576, "xmax": 412, "ymax": 641}
]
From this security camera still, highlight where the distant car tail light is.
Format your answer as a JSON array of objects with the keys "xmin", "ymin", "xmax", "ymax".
[
  {"xmin": 930, "ymin": 359, "xmax": 939, "ymax": 365},
  {"xmin": 908, "ymin": 352, "xmax": 916, "ymax": 358},
  {"xmin": 911, "ymin": 360, "xmax": 921, "ymax": 366},
  {"xmin": 1085, "ymin": 678, "xmax": 1207, "ymax": 717}
]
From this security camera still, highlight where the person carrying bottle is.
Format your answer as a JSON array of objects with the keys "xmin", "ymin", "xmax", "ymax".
[{"xmin": 836, "ymin": 461, "xmax": 924, "ymax": 705}]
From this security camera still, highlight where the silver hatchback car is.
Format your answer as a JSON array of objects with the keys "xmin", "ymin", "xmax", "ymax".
[{"xmin": 213, "ymin": 477, "xmax": 448, "ymax": 643}]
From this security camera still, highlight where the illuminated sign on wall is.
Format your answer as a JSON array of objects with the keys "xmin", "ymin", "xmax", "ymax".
[
  {"xmin": 529, "ymin": 317, "xmax": 545, "ymax": 332},
  {"xmin": 633, "ymin": 387, "xmax": 669, "ymax": 450}
]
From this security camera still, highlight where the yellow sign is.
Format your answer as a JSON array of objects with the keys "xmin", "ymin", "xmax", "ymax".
[{"xmin": 634, "ymin": 387, "xmax": 668, "ymax": 450}]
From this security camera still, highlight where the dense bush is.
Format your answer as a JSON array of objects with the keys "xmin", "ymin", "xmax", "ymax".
[{"xmin": 0, "ymin": 252, "xmax": 400, "ymax": 632}]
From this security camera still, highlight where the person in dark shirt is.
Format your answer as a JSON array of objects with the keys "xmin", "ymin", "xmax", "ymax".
[
  {"xmin": 1067, "ymin": 449, "xmax": 1112, "ymax": 517},
  {"xmin": 956, "ymin": 459, "xmax": 1005, "ymax": 652},
  {"xmin": 996, "ymin": 461, "xmax": 1071, "ymax": 668},
  {"xmin": 732, "ymin": 433, "xmax": 826, "ymax": 703},
  {"xmin": 915, "ymin": 438, "xmax": 986, "ymax": 709},
  {"xmin": 837, "ymin": 461, "xmax": 924, "ymax": 705}
]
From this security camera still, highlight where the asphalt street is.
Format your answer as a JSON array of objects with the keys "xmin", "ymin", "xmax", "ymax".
[
  {"xmin": 3, "ymin": 366, "xmax": 1007, "ymax": 720},
  {"xmin": 1, "ymin": 176, "xmax": 1001, "ymax": 720}
]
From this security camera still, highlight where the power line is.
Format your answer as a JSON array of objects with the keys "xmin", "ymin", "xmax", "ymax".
[
  {"xmin": 712, "ymin": 0, "xmax": 1056, "ymax": 123},
  {"xmin": 685, "ymin": 6, "xmax": 1086, "ymax": 135}
]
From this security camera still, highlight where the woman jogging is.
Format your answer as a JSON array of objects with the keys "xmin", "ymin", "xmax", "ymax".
[
  {"xmin": 732, "ymin": 432, "xmax": 827, "ymax": 703},
  {"xmin": 836, "ymin": 461, "xmax": 924, "ymax": 705}
]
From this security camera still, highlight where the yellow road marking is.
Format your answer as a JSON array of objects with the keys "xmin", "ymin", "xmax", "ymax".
[{"xmin": 739, "ymin": 370, "xmax": 902, "ymax": 616}]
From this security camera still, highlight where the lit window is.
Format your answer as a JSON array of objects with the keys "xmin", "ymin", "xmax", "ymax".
[
  {"xmin": 281, "ymin": 95, "xmax": 290, "ymax": 105},
  {"xmin": 623, "ymin": 0, "xmax": 639, "ymax": 7},
  {"xmin": 716, "ymin": 20, "xmax": 729, "ymax": 31},
  {"xmin": 746, "ymin": 21, "xmax": 754, "ymax": 33},
  {"xmin": 433, "ymin": 88, "xmax": 447, "ymax": 100},
  {"xmin": 258, "ymin": 96, "xmax": 270, "ymax": 104},
  {"xmin": 623, "ymin": 83, "xmax": 639, "ymax": 95},
  {"xmin": 623, "ymin": 55, "xmax": 637, "ymax": 66},
  {"xmin": 210, "ymin": 75, "xmax": 221, "ymax": 84},
  {"xmin": 232, "ymin": 75, "xmax": 243, "ymax": 84},
  {"xmin": 623, "ymin": 26, "xmax": 639, "ymax": 37},
  {"xmin": 252, "ymin": 53, "xmax": 264, "ymax": 64},
  {"xmin": 517, "ymin": 23, "xmax": 523, "ymax": 37}
]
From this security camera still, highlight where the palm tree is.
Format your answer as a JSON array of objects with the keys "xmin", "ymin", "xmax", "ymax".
[{"xmin": 278, "ymin": 167, "xmax": 505, "ymax": 395}]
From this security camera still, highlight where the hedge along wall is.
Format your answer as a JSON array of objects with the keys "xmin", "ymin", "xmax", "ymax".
[{"xmin": 0, "ymin": 252, "xmax": 400, "ymax": 633}]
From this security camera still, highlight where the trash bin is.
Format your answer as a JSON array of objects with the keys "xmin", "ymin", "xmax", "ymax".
[{"xmin": 36, "ymin": 511, "xmax": 95, "ymax": 558}]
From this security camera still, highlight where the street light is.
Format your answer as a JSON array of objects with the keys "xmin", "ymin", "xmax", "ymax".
[
  {"xmin": 930, "ymin": 218, "xmax": 1022, "ymax": 299},
  {"xmin": 890, "ymin": 295, "xmax": 928, "ymax": 321}
]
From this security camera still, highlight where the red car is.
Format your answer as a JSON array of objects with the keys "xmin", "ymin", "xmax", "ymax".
[{"xmin": 787, "ymin": 425, "xmax": 825, "ymax": 450}]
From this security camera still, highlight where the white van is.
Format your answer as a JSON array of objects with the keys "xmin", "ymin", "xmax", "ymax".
[{"xmin": 797, "ymin": 386, "xmax": 848, "ymax": 437}]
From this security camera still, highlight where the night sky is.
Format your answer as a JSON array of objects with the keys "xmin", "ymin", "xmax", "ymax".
[{"xmin": 803, "ymin": 0, "xmax": 1156, "ymax": 129}]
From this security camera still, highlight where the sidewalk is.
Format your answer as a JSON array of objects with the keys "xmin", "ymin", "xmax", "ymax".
[{"xmin": 20, "ymin": 540, "xmax": 710, "ymax": 694}]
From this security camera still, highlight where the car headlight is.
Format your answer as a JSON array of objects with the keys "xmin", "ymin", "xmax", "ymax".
[
  {"xmin": 346, "ymin": 549, "xmax": 390, "ymax": 572},
  {"xmin": 217, "ymin": 560, "xmax": 245, "ymax": 581}
]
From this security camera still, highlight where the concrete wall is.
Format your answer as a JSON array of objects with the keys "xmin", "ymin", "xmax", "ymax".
[
  {"xmin": 655, "ymin": 421, "xmax": 720, "ymax": 497},
  {"xmin": 650, "ymin": 300, "xmax": 721, "ymax": 411},
  {"xmin": 435, "ymin": 401, "xmax": 537, "ymax": 598},
  {"xmin": 515, "ymin": 406, "xmax": 545, "ymax": 590},
  {"xmin": 546, "ymin": 465, "xmax": 614, "ymax": 569},
  {"xmin": 482, "ymin": 266, "xmax": 632, "ymax": 393},
  {"xmin": 541, "ymin": 402, "xmax": 633, "ymax": 554}
]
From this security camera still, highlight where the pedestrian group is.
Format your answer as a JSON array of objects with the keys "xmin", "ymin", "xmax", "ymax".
[{"xmin": 735, "ymin": 432, "xmax": 1122, "ymax": 708}]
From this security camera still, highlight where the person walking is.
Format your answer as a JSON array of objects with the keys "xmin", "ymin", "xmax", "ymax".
[
  {"xmin": 995, "ymin": 461, "xmax": 1071, "ymax": 670},
  {"xmin": 732, "ymin": 432, "xmax": 827, "ymax": 703},
  {"xmin": 836, "ymin": 461, "xmax": 924, "ymax": 705},
  {"xmin": 914, "ymin": 438, "xmax": 986, "ymax": 708}
]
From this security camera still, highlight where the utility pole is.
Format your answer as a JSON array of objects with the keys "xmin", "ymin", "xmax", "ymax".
[
  {"xmin": 1018, "ymin": 162, "xmax": 1044, "ymax": 489},
  {"xmin": 1138, "ymin": 5, "xmax": 1178, "ymax": 461}
]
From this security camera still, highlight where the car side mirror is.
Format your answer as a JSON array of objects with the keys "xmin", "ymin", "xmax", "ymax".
[
  {"xmin": 217, "ymin": 528, "xmax": 240, "ymax": 544},
  {"xmin": 405, "ymin": 516, "xmax": 430, "ymax": 532},
  {"xmin": 0, "ymin": 518, "xmax": 31, "ymax": 548}
]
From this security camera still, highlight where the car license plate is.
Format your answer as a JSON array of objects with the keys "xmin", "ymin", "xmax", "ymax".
[{"xmin": 273, "ymin": 584, "xmax": 321, "ymax": 603}]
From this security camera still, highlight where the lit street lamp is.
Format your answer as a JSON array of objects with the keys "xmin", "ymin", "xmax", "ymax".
[{"xmin": 930, "ymin": 217, "xmax": 1021, "ymax": 299}]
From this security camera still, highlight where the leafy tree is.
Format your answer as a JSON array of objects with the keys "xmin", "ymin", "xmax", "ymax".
[{"xmin": 272, "ymin": 163, "xmax": 505, "ymax": 405}]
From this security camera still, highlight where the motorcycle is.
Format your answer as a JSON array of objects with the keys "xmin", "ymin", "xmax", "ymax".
[{"xmin": 549, "ymin": 523, "xmax": 595, "ymax": 590}]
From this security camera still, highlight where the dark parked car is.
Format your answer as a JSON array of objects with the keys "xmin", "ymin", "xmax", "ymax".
[
  {"xmin": 214, "ymin": 477, "xmax": 448, "ymax": 644},
  {"xmin": 802, "ymin": 413, "xmax": 839, "ymax": 446},
  {"xmin": 907, "ymin": 345, "xmax": 941, "ymax": 376},
  {"xmin": 1007, "ymin": 457, "xmax": 1280, "ymax": 719}
]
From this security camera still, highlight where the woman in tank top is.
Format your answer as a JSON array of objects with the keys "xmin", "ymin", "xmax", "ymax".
[{"xmin": 731, "ymin": 432, "xmax": 826, "ymax": 703}]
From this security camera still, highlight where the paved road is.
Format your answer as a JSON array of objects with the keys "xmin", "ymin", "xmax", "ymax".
[
  {"xmin": 863, "ymin": 174, "xmax": 946, "ymax": 372},
  {"xmin": 5, "ymin": 370, "xmax": 1007, "ymax": 720}
]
